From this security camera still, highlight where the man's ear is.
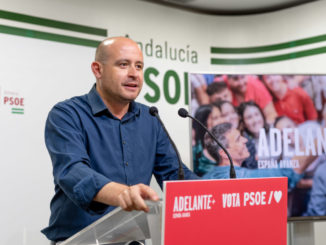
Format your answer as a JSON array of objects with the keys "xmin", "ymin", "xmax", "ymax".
[
  {"xmin": 219, "ymin": 149, "xmax": 228, "ymax": 159},
  {"xmin": 91, "ymin": 61, "xmax": 102, "ymax": 79}
]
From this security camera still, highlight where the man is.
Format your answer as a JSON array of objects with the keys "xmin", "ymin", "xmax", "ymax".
[
  {"xmin": 263, "ymin": 75, "xmax": 317, "ymax": 124},
  {"xmin": 190, "ymin": 73, "xmax": 209, "ymax": 115},
  {"xmin": 202, "ymin": 122, "xmax": 305, "ymax": 190},
  {"xmin": 206, "ymin": 81, "xmax": 233, "ymax": 104},
  {"xmin": 227, "ymin": 75, "xmax": 277, "ymax": 123},
  {"xmin": 42, "ymin": 37, "xmax": 198, "ymax": 243}
]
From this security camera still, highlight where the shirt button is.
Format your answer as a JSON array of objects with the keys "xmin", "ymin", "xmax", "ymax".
[
  {"xmin": 123, "ymin": 141, "xmax": 126, "ymax": 145},
  {"xmin": 126, "ymin": 162, "xmax": 128, "ymax": 166}
]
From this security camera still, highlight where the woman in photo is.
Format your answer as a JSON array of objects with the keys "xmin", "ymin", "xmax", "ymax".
[
  {"xmin": 192, "ymin": 104, "xmax": 224, "ymax": 176},
  {"xmin": 238, "ymin": 100, "xmax": 271, "ymax": 162}
]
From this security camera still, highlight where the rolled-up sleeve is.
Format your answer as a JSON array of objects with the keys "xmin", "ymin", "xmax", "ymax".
[{"xmin": 45, "ymin": 104, "xmax": 110, "ymax": 213}]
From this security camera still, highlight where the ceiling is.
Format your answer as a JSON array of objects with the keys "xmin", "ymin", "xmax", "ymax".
[{"xmin": 141, "ymin": 0, "xmax": 317, "ymax": 15}]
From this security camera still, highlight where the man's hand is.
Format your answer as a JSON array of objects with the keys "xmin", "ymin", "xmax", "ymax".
[
  {"xmin": 118, "ymin": 184, "xmax": 159, "ymax": 212},
  {"xmin": 94, "ymin": 182, "xmax": 159, "ymax": 212}
]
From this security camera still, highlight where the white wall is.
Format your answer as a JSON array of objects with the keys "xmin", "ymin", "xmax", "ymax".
[{"xmin": 0, "ymin": 0, "xmax": 326, "ymax": 244}]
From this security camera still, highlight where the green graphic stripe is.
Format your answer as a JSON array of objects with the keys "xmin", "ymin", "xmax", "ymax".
[
  {"xmin": 0, "ymin": 9, "xmax": 107, "ymax": 36},
  {"xmin": 211, "ymin": 46, "xmax": 326, "ymax": 65},
  {"xmin": 12, "ymin": 108, "xmax": 24, "ymax": 111},
  {"xmin": 12, "ymin": 108, "xmax": 24, "ymax": 114},
  {"xmin": 211, "ymin": 34, "xmax": 326, "ymax": 54},
  {"xmin": 0, "ymin": 24, "xmax": 100, "ymax": 47}
]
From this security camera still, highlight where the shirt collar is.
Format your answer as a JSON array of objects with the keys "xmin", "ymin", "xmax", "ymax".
[
  {"xmin": 87, "ymin": 84, "xmax": 107, "ymax": 115},
  {"xmin": 87, "ymin": 84, "xmax": 140, "ymax": 118}
]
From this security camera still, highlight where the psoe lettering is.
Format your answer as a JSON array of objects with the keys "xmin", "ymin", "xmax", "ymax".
[
  {"xmin": 243, "ymin": 191, "xmax": 266, "ymax": 206},
  {"xmin": 3, "ymin": 96, "xmax": 24, "ymax": 106}
]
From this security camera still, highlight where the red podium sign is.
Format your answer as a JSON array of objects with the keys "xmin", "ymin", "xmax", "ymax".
[{"xmin": 163, "ymin": 177, "xmax": 287, "ymax": 245}]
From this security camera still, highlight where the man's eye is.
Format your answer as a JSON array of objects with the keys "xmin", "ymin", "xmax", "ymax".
[
  {"xmin": 136, "ymin": 64, "xmax": 143, "ymax": 70},
  {"xmin": 120, "ymin": 63, "xmax": 128, "ymax": 67}
]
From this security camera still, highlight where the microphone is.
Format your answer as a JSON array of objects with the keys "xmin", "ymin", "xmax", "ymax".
[
  {"xmin": 149, "ymin": 106, "xmax": 185, "ymax": 180},
  {"xmin": 178, "ymin": 108, "xmax": 236, "ymax": 179}
]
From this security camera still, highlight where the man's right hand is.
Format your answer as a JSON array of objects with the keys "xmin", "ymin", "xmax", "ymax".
[
  {"xmin": 94, "ymin": 182, "xmax": 159, "ymax": 212},
  {"xmin": 118, "ymin": 184, "xmax": 159, "ymax": 212}
]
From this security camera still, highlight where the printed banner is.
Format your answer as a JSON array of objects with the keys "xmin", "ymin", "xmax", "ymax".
[{"xmin": 190, "ymin": 74, "xmax": 326, "ymax": 219}]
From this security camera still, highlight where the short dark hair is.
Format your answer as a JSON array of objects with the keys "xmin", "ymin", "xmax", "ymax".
[
  {"xmin": 228, "ymin": 75, "xmax": 244, "ymax": 80},
  {"xmin": 193, "ymin": 104, "xmax": 213, "ymax": 144},
  {"xmin": 206, "ymin": 82, "xmax": 228, "ymax": 96},
  {"xmin": 204, "ymin": 122, "xmax": 233, "ymax": 163},
  {"xmin": 274, "ymin": 115, "xmax": 292, "ymax": 128},
  {"xmin": 213, "ymin": 100, "xmax": 237, "ymax": 114}
]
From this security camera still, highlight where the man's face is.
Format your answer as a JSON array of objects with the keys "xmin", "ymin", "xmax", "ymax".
[
  {"xmin": 209, "ymin": 88, "xmax": 233, "ymax": 103},
  {"xmin": 228, "ymin": 75, "xmax": 247, "ymax": 94},
  {"xmin": 94, "ymin": 39, "xmax": 144, "ymax": 104},
  {"xmin": 275, "ymin": 117, "xmax": 296, "ymax": 147},
  {"xmin": 224, "ymin": 128, "xmax": 249, "ymax": 164},
  {"xmin": 263, "ymin": 75, "xmax": 283, "ymax": 94}
]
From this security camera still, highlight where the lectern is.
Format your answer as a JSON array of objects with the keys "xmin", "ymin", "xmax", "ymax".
[{"xmin": 60, "ymin": 177, "xmax": 287, "ymax": 245}]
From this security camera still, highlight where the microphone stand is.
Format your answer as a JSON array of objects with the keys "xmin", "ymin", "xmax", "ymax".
[{"xmin": 149, "ymin": 107, "xmax": 185, "ymax": 180}]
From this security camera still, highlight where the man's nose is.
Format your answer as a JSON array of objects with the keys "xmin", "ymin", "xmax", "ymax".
[
  {"xmin": 128, "ymin": 65, "xmax": 138, "ymax": 77},
  {"xmin": 242, "ymin": 136, "xmax": 248, "ymax": 143}
]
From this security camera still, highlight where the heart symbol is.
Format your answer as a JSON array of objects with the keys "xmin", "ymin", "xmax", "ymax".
[{"xmin": 274, "ymin": 191, "xmax": 282, "ymax": 203}]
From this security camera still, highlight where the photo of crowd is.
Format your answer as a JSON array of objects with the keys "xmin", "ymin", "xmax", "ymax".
[{"xmin": 190, "ymin": 73, "xmax": 326, "ymax": 218}]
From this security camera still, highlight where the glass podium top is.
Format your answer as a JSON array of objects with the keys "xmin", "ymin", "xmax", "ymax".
[{"xmin": 61, "ymin": 201, "xmax": 162, "ymax": 245}]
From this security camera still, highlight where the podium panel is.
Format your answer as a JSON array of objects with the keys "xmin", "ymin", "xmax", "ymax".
[{"xmin": 163, "ymin": 177, "xmax": 288, "ymax": 245}]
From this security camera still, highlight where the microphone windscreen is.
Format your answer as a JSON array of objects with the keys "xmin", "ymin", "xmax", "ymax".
[
  {"xmin": 149, "ymin": 106, "xmax": 158, "ymax": 116},
  {"xmin": 178, "ymin": 108, "xmax": 188, "ymax": 118}
]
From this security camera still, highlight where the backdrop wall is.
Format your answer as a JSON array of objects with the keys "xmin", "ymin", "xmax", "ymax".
[{"xmin": 0, "ymin": 0, "xmax": 325, "ymax": 244}]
